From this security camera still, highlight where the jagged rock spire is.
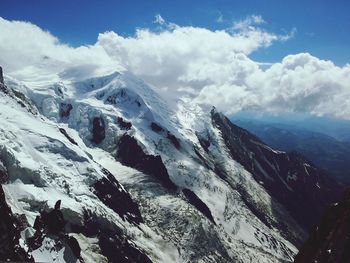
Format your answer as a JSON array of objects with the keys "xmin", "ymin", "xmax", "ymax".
[{"xmin": 54, "ymin": 200, "xmax": 61, "ymax": 210}]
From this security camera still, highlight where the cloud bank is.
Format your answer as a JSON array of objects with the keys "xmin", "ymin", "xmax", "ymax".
[{"xmin": 0, "ymin": 16, "xmax": 349, "ymax": 119}]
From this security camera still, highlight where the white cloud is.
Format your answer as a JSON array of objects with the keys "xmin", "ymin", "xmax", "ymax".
[
  {"xmin": 232, "ymin": 15, "xmax": 265, "ymax": 30},
  {"xmin": 0, "ymin": 17, "xmax": 121, "ymax": 86},
  {"xmin": 154, "ymin": 14, "xmax": 165, "ymax": 25},
  {"xmin": 0, "ymin": 16, "xmax": 349, "ymax": 119},
  {"xmin": 197, "ymin": 53, "xmax": 350, "ymax": 119}
]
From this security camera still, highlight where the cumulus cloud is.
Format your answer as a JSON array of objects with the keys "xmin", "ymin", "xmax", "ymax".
[
  {"xmin": 96, "ymin": 15, "xmax": 292, "ymax": 93},
  {"xmin": 0, "ymin": 15, "xmax": 349, "ymax": 119},
  {"xmin": 0, "ymin": 17, "xmax": 121, "ymax": 86},
  {"xmin": 197, "ymin": 53, "xmax": 350, "ymax": 119}
]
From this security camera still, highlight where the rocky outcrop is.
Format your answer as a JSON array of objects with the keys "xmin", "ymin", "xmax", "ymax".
[
  {"xmin": 196, "ymin": 133, "xmax": 211, "ymax": 153},
  {"xmin": 0, "ymin": 76, "xmax": 38, "ymax": 115},
  {"xmin": 183, "ymin": 188, "xmax": 216, "ymax": 225},
  {"xmin": 27, "ymin": 196, "xmax": 146, "ymax": 262},
  {"xmin": 82, "ymin": 210, "xmax": 152, "ymax": 263},
  {"xmin": 59, "ymin": 102, "xmax": 73, "ymax": 118},
  {"xmin": 0, "ymin": 185, "xmax": 34, "ymax": 262},
  {"xmin": 0, "ymin": 161, "xmax": 8, "ymax": 183},
  {"xmin": 0, "ymin": 66, "xmax": 3, "ymax": 84},
  {"xmin": 294, "ymin": 190, "xmax": 350, "ymax": 263},
  {"xmin": 99, "ymin": 232, "xmax": 152, "ymax": 263},
  {"xmin": 211, "ymin": 109, "xmax": 343, "ymax": 236},
  {"xmin": 92, "ymin": 168, "xmax": 143, "ymax": 224},
  {"xmin": 59, "ymin": 128, "xmax": 78, "ymax": 145},
  {"xmin": 117, "ymin": 116, "xmax": 132, "ymax": 130},
  {"xmin": 28, "ymin": 200, "xmax": 82, "ymax": 260},
  {"xmin": 91, "ymin": 117, "xmax": 105, "ymax": 144},
  {"xmin": 150, "ymin": 122, "xmax": 165, "ymax": 133},
  {"xmin": 150, "ymin": 122, "xmax": 181, "ymax": 149},
  {"xmin": 116, "ymin": 134, "xmax": 177, "ymax": 190}
]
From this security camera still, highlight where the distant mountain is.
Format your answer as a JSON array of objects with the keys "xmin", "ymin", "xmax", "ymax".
[
  {"xmin": 232, "ymin": 111, "xmax": 350, "ymax": 143},
  {"xmin": 234, "ymin": 119, "xmax": 350, "ymax": 184}
]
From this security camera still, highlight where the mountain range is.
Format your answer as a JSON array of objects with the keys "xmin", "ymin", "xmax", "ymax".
[
  {"xmin": 233, "ymin": 119, "xmax": 350, "ymax": 184},
  {"xmin": 0, "ymin": 66, "xmax": 344, "ymax": 262}
]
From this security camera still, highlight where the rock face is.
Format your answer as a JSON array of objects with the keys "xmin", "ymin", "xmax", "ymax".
[
  {"xmin": 0, "ymin": 75, "xmax": 38, "ymax": 115},
  {"xmin": 117, "ymin": 116, "xmax": 132, "ymax": 130},
  {"xmin": 59, "ymin": 102, "xmax": 73, "ymax": 118},
  {"xmin": 211, "ymin": 109, "xmax": 343, "ymax": 232},
  {"xmin": 98, "ymin": 232, "xmax": 153, "ymax": 263},
  {"xmin": 0, "ymin": 185, "xmax": 33, "ymax": 262},
  {"xmin": 294, "ymin": 190, "xmax": 350, "ymax": 263},
  {"xmin": 81, "ymin": 210, "xmax": 152, "ymax": 263},
  {"xmin": 59, "ymin": 128, "xmax": 78, "ymax": 145},
  {"xmin": 92, "ymin": 168, "xmax": 143, "ymax": 224},
  {"xmin": 42, "ymin": 200, "xmax": 65, "ymax": 234},
  {"xmin": 150, "ymin": 122, "xmax": 181, "ymax": 149},
  {"xmin": 28, "ymin": 200, "xmax": 81, "ymax": 259},
  {"xmin": 234, "ymin": 119, "xmax": 350, "ymax": 184},
  {"xmin": 0, "ymin": 66, "xmax": 3, "ymax": 84},
  {"xmin": 92, "ymin": 117, "xmax": 106, "ymax": 144},
  {"xmin": 183, "ymin": 188, "xmax": 216, "ymax": 224},
  {"xmin": 116, "ymin": 134, "xmax": 177, "ymax": 190}
]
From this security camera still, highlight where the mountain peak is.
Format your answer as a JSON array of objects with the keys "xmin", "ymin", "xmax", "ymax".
[{"xmin": 0, "ymin": 70, "xmax": 344, "ymax": 263}]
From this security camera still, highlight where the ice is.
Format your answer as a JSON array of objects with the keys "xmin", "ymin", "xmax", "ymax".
[{"xmin": 0, "ymin": 71, "xmax": 300, "ymax": 262}]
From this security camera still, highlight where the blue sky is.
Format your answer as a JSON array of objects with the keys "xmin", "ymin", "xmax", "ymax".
[
  {"xmin": 2, "ymin": 0, "xmax": 350, "ymax": 65},
  {"xmin": 1, "ymin": 1, "xmax": 350, "ymax": 119}
]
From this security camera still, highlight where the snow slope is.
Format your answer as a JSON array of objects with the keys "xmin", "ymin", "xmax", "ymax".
[{"xmin": 0, "ymin": 69, "xmax": 340, "ymax": 262}]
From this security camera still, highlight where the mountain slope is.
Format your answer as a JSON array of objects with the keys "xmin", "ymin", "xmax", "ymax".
[
  {"xmin": 234, "ymin": 120, "xmax": 350, "ymax": 183},
  {"xmin": 294, "ymin": 190, "xmax": 350, "ymax": 263},
  {"xmin": 0, "ymin": 67, "xmax": 343, "ymax": 262},
  {"xmin": 213, "ymin": 114, "xmax": 343, "ymax": 231}
]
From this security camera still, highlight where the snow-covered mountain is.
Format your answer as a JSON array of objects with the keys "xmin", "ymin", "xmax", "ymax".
[{"xmin": 0, "ymin": 66, "xmax": 342, "ymax": 262}]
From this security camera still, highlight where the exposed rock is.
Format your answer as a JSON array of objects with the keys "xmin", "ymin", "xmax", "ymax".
[
  {"xmin": 151, "ymin": 122, "xmax": 181, "ymax": 149},
  {"xmin": 92, "ymin": 168, "xmax": 143, "ymax": 224},
  {"xmin": 0, "ymin": 161, "xmax": 8, "ymax": 183},
  {"xmin": 117, "ymin": 116, "xmax": 132, "ymax": 130},
  {"xmin": 33, "ymin": 200, "xmax": 65, "ymax": 235},
  {"xmin": 167, "ymin": 132, "xmax": 180, "ymax": 149},
  {"xmin": 67, "ymin": 236, "xmax": 81, "ymax": 260},
  {"xmin": 211, "ymin": 109, "xmax": 343, "ymax": 233},
  {"xmin": 183, "ymin": 188, "xmax": 216, "ymax": 225},
  {"xmin": 193, "ymin": 146, "xmax": 211, "ymax": 170},
  {"xmin": 0, "ymin": 66, "xmax": 3, "ymax": 84},
  {"xmin": 237, "ymin": 184, "xmax": 273, "ymax": 229},
  {"xmin": 196, "ymin": 132, "xmax": 211, "ymax": 152},
  {"xmin": 81, "ymin": 210, "xmax": 152, "ymax": 263},
  {"xmin": 91, "ymin": 117, "xmax": 105, "ymax": 144},
  {"xmin": 28, "ymin": 200, "xmax": 82, "ymax": 260},
  {"xmin": 295, "ymin": 190, "xmax": 350, "ymax": 263},
  {"xmin": 99, "ymin": 232, "xmax": 152, "ymax": 263},
  {"xmin": 105, "ymin": 88, "xmax": 142, "ymax": 108},
  {"xmin": 60, "ymin": 102, "xmax": 73, "ymax": 118},
  {"xmin": 0, "ymin": 79, "xmax": 38, "ymax": 115},
  {"xmin": 150, "ymin": 122, "xmax": 165, "ymax": 133},
  {"xmin": 59, "ymin": 128, "xmax": 78, "ymax": 145},
  {"xmin": 116, "ymin": 134, "xmax": 177, "ymax": 190},
  {"xmin": 0, "ymin": 185, "xmax": 34, "ymax": 262}
]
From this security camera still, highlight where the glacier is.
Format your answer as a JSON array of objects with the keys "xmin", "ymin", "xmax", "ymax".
[{"xmin": 0, "ymin": 68, "xmax": 341, "ymax": 262}]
